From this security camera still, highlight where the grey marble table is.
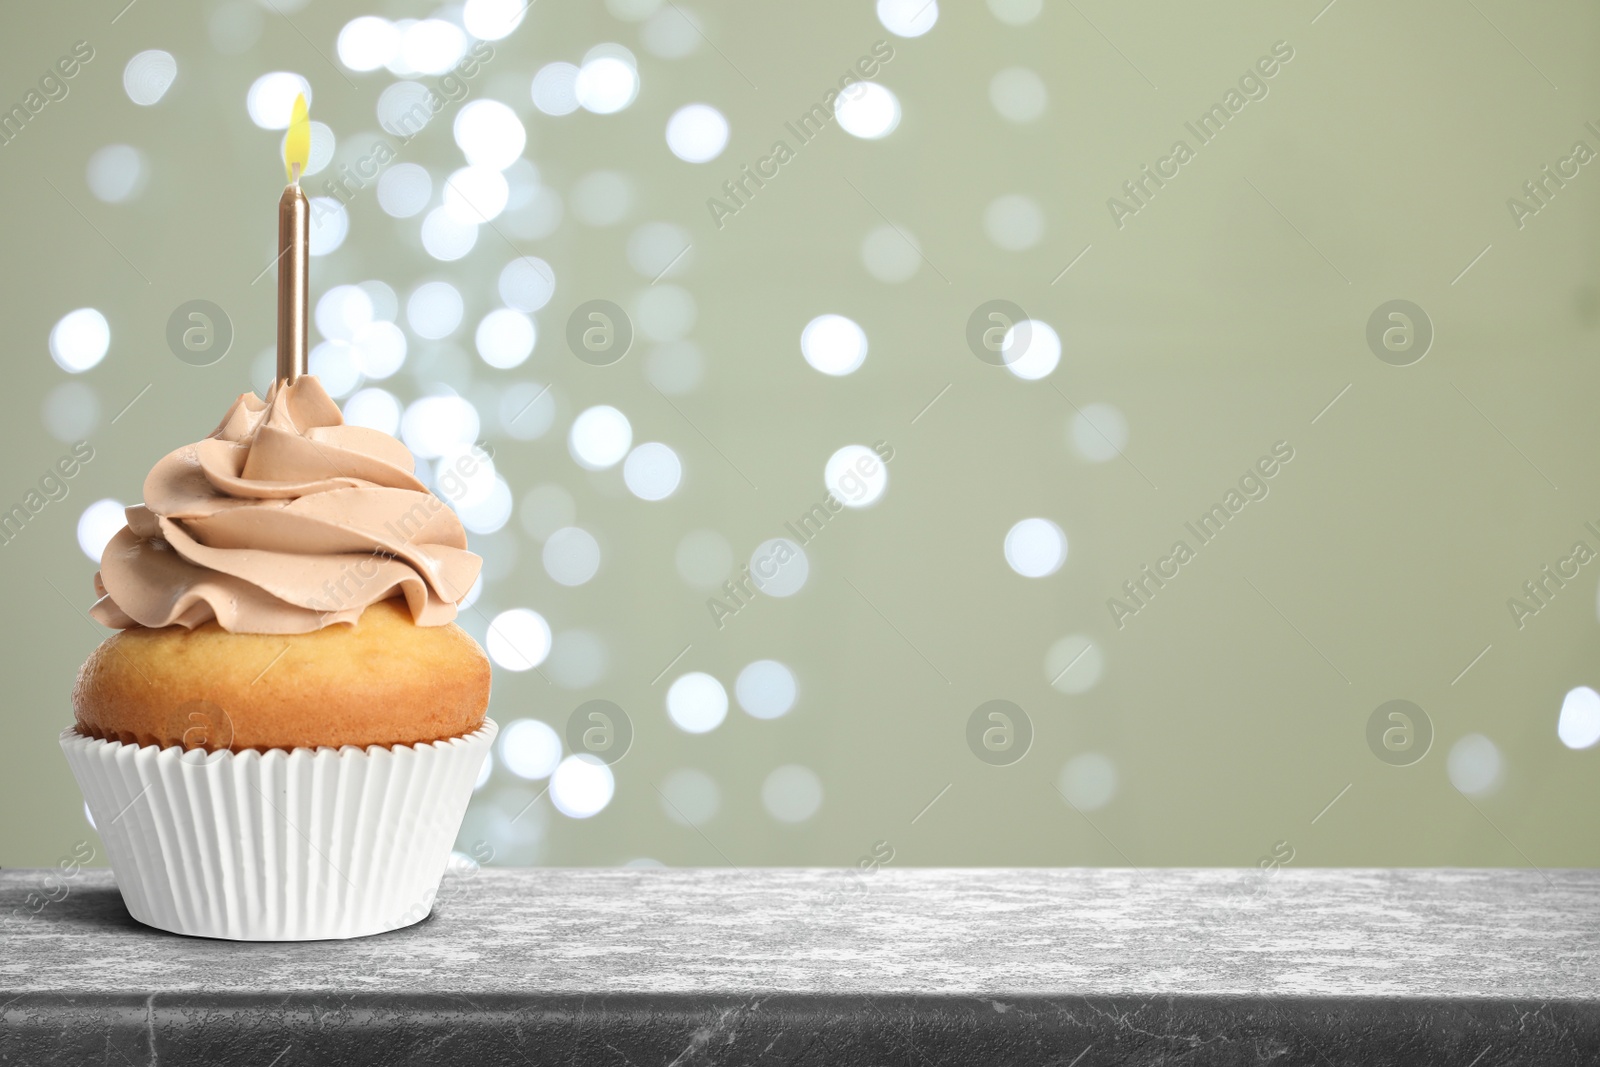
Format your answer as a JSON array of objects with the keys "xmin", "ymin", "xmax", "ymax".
[{"xmin": 2, "ymin": 867, "xmax": 1597, "ymax": 1065}]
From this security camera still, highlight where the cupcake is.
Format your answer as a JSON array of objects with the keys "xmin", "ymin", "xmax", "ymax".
[{"xmin": 61, "ymin": 375, "xmax": 496, "ymax": 941}]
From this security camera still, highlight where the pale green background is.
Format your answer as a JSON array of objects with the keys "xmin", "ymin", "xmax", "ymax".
[{"xmin": 1, "ymin": 0, "xmax": 1596, "ymax": 871}]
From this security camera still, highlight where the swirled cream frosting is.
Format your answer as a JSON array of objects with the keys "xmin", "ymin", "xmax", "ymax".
[{"xmin": 90, "ymin": 376, "xmax": 481, "ymax": 634}]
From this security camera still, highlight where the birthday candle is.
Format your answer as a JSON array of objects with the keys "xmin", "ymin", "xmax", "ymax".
[{"xmin": 277, "ymin": 93, "xmax": 311, "ymax": 384}]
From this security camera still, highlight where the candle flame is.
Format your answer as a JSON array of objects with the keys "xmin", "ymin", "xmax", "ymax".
[{"xmin": 284, "ymin": 93, "xmax": 310, "ymax": 184}]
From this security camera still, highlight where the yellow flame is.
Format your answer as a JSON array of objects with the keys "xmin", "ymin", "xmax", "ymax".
[{"xmin": 284, "ymin": 93, "xmax": 310, "ymax": 183}]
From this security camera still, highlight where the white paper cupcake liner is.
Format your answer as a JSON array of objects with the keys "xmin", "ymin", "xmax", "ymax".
[{"xmin": 59, "ymin": 719, "xmax": 496, "ymax": 941}]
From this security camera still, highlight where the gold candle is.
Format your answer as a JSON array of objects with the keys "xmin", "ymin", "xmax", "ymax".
[{"xmin": 277, "ymin": 94, "xmax": 311, "ymax": 384}]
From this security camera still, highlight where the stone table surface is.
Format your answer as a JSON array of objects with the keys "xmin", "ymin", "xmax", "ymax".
[{"xmin": 2, "ymin": 867, "xmax": 1597, "ymax": 1065}]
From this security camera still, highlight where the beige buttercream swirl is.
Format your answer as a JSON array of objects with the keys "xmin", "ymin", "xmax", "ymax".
[{"xmin": 90, "ymin": 375, "xmax": 481, "ymax": 634}]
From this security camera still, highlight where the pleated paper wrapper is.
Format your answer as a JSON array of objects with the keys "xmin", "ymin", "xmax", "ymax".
[{"xmin": 59, "ymin": 719, "xmax": 497, "ymax": 941}]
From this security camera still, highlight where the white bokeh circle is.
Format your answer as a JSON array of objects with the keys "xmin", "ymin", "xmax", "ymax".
[
  {"xmin": 860, "ymin": 224, "xmax": 921, "ymax": 283},
  {"xmin": 1559, "ymin": 686, "xmax": 1600, "ymax": 750},
  {"xmin": 406, "ymin": 281, "xmax": 464, "ymax": 339},
  {"xmin": 246, "ymin": 71, "xmax": 310, "ymax": 129},
  {"xmin": 1069, "ymin": 402, "xmax": 1129, "ymax": 462},
  {"xmin": 835, "ymin": 82, "xmax": 901, "ymax": 139},
  {"xmin": 500, "ymin": 718, "xmax": 562, "ymax": 780},
  {"xmin": 658, "ymin": 768, "xmax": 720, "ymax": 826},
  {"xmin": 987, "ymin": 0, "xmax": 1042, "ymax": 24},
  {"xmin": 532, "ymin": 62, "xmax": 581, "ymax": 115},
  {"xmin": 1447, "ymin": 734, "xmax": 1503, "ymax": 795},
  {"xmin": 877, "ymin": 0, "xmax": 938, "ymax": 36},
  {"xmin": 667, "ymin": 672, "xmax": 728, "ymax": 734},
  {"xmin": 762, "ymin": 765, "xmax": 823, "ymax": 823},
  {"xmin": 124, "ymin": 50, "xmax": 178, "ymax": 106},
  {"xmin": 824, "ymin": 445, "xmax": 888, "ymax": 508},
  {"xmin": 454, "ymin": 100, "xmax": 526, "ymax": 170},
  {"xmin": 1057, "ymin": 753, "xmax": 1117, "ymax": 811},
  {"xmin": 86, "ymin": 145, "xmax": 148, "ymax": 203},
  {"xmin": 737, "ymin": 660, "xmax": 797, "ymax": 719},
  {"xmin": 749, "ymin": 538, "xmax": 809, "ymax": 597},
  {"xmin": 77, "ymin": 499, "xmax": 126, "ymax": 563},
  {"xmin": 801, "ymin": 314, "xmax": 867, "ymax": 376},
  {"xmin": 486, "ymin": 608, "xmax": 552, "ymax": 671},
  {"xmin": 338, "ymin": 17, "xmax": 400, "ymax": 71},
  {"xmin": 1004, "ymin": 518, "xmax": 1067, "ymax": 577},
  {"xmin": 50, "ymin": 309, "xmax": 110, "ymax": 373},
  {"xmin": 1002, "ymin": 319, "xmax": 1060, "ymax": 380},
  {"xmin": 549, "ymin": 754, "xmax": 615, "ymax": 818},
  {"xmin": 1046, "ymin": 634, "xmax": 1103, "ymax": 694},
  {"xmin": 568, "ymin": 405, "xmax": 633, "ymax": 470},
  {"xmin": 989, "ymin": 67, "xmax": 1047, "ymax": 123},
  {"xmin": 984, "ymin": 193, "xmax": 1045, "ymax": 251},
  {"xmin": 475, "ymin": 308, "xmax": 536, "ymax": 369},
  {"xmin": 665, "ymin": 103, "xmax": 729, "ymax": 162},
  {"xmin": 575, "ymin": 55, "xmax": 639, "ymax": 114},
  {"xmin": 623, "ymin": 442, "xmax": 683, "ymax": 501},
  {"xmin": 543, "ymin": 526, "xmax": 602, "ymax": 586}
]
